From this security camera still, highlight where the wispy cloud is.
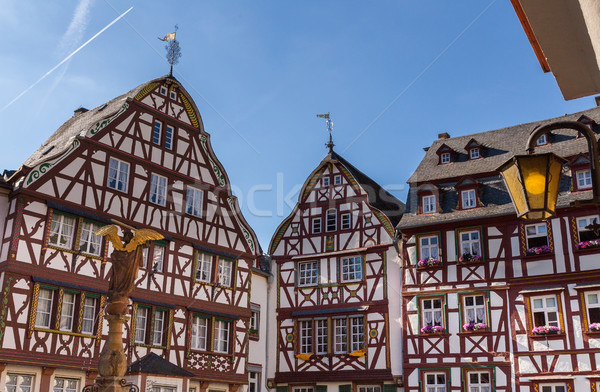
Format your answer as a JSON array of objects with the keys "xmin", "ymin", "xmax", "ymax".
[{"xmin": 58, "ymin": 0, "xmax": 95, "ymax": 55}]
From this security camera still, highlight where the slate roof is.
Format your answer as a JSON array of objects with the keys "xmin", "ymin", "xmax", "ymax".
[
  {"xmin": 331, "ymin": 151, "xmax": 405, "ymax": 227},
  {"xmin": 399, "ymin": 106, "xmax": 600, "ymax": 230},
  {"xmin": 127, "ymin": 353, "xmax": 195, "ymax": 377}
]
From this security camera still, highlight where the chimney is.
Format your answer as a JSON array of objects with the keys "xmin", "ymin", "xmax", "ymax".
[
  {"xmin": 438, "ymin": 132, "xmax": 450, "ymax": 140},
  {"xmin": 74, "ymin": 107, "xmax": 88, "ymax": 116}
]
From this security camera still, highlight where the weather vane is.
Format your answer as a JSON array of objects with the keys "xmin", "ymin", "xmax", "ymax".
[
  {"xmin": 159, "ymin": 25, "xmax": 181, "ymax": 76},
  {"xmin": 316, "ymin": 113, "xmax": 334, "ymax": 152}
]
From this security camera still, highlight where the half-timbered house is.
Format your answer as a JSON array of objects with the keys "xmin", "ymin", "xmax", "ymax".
[
  {"xmin": 398, "ymin": 107, "xmax": 600, "ymax": 392},
  {"xmin": 0, "ymin": 75, "xmax": 269, "ymax": 392},
  {"xmin": 268, "ymin": 147, "xmax": 405, "ymax": 392}
]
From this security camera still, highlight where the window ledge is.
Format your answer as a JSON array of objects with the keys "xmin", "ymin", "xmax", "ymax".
[
  {"xmin": 457, "ymin": 330, "xmax": 492, "ymax": 336},
  {"xmin": 416, "ymin": 265, "xmax": 443, "ymax": 271},
  {"xmin": 522, "ymin": 252, "xmax": 554, "ymax": 260},
  {"xmin": 584, "ymin": 330, "xmax": 600, "ymax": 336},
  {"xmin": 573, "ymin": 245, "xmax": 600, "ymax": 255},
  {"xmin": 33, "ymin": 327, "xmax": 99, "ymax": 339},
  {"xmin": 529, "ymin": 332, "xmax": 565, "ymax": 340},
  {"xmin": 419, "ymin": 332, "xmax": 448, "ymax": 337},
  {"xmin": 457, "ymin": 260, "xmax": 485, "ymax": 266},
  {"xmin": 135, "ymin": 342, "xmax": 168, "ymax": 349},
  {"xmin": 194, "ymin": 280, "xmax": 234, "ymax": 290}
]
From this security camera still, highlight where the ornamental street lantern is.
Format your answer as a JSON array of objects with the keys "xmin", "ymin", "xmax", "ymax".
[
  {"xmin": 497, "ymin": 153, "xmax": 566, "ymax": 220},
  {"xmin": 498, "ymin": 120, "xmax": 600, "ymax": 220}
]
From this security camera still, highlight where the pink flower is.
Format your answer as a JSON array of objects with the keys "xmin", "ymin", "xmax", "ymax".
[
  {"xmin": 589, "ymin": 322, "xmax": 600, "ymax": 331},
  {"xmin": 417, "ymin": 258, "xmax": 441, "ymax": 268},
  {"xmin": 532, "ymin": 325, "xmax": 560, "ymax": 334},
  {"xmin": 421, "ymin": 325, "xmax": 444, "ymax": 333}
]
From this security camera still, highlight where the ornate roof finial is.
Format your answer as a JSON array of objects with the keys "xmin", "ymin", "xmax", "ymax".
[
  {"xmin": 159, "ymin": 25, "xmax": 181, "ymax": 76},
  {"xmin": 316, "ymin": 113, "xmax": 334, "ymax": 153}
]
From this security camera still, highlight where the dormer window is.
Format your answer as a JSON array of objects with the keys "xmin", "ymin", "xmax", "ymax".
[
  {"xmin": 441, "ymin": 153, "xmax": 451, "ymax": 164},
  {"xmin": 469, "ymin": 148, "xmax": 480, "ymax": 160},
  {"xmin": 577, "ymin": 169, "xmax": 592, "ymax": 189},
  {"xmin": 422, "ymin": 195, "xmax": 436, "ymax": 214},
  {"xmin": 461, "ymin": 189, "xmax": 477, "ymax": 209},
  {"xmin": 455, "ymin": 177, "xmax": 481, "ymax": 210},
  {"xmin": 536, "ymin": 134, "xmax": 548, "ymax": 146}
]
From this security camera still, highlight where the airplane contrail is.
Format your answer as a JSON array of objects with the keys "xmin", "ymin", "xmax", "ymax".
[{"xmin": 0, "ymin": 6, "xmax": 133, "ymax": 113}]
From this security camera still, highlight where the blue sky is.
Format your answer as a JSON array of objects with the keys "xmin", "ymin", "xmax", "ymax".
[{"xmin": 0, "ymin": 1, "xmax": 596, "ymax": 251}]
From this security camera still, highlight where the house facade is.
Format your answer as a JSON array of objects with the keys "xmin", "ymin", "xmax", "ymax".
[
  {"xmin": 267, "ymin": 149, "xmax": 405, "ymax": 392},
  {"xmin": 0, "ymin": 76, "xmax": 269, "ymax": 392},
  {"xmin": 398, "ymin": 107, "xmax": 600, "ymax": 392}
]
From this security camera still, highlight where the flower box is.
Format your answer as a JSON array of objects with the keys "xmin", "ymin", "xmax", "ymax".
[
  {"xmin": 463, "ymin": 322, "xmax": 487, "ymax": 331},
  {"xmin": 589, "ymin": 322, "xmax": 600, "ymax": 332},
  {"xmin": 421, "ymin": 325, "xmax": 444, "ymax": 334},
  {"xmin": 525, "ymin": 245, "xmax": 552, "ymax": 256},
  {"xmin": 532, "ymin": 325, "xmax": 560, "ymax": 335},
  {"xmin": 577, "ymin": 239, "xmax": 600, "ymax": 250},
  {"xmin": 417, "ymin": 258, "xmax": 442, "ymax": 268},
  {"xmin": 458, "ymin": 253, "xmax": 481, "ymax": 264}
]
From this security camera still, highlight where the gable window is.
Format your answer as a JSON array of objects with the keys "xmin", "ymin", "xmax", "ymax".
[
  {"xmin": 422, "ymin": 195, "xmax": 436, "ymax": 214},
  {"xmin": 170, "ymin": 90, "xmax": 177, "ymax": 100},
  {"xmin": 461, "ymin": 189, "xmax": 476, "ymax": 209},
  {"xmin": 463, "ymin": 294, "xmax": 486, "ymax": 325},
  {"xmin": 424, "ymin": 373, "xmax": 446, "ymax": 392},
  {"xmin": 469, "ymin": 148, "xmax": 480, "ymax": 160},
  {"xmin": 191, "ymin": 315, "xmax": 208, "ymax": 350},
  {"xmin": 160, "ymin": 86, "xmax": 167, "ymax": 95},
  {"xmin": 576, "ymin": 215, "xmax": 600, "ymax": 242},
  {"xmin": 195, "ymin": 252, "xmax": 213, "ymax": 283},
  {"xmin": 6, "ymin": 374, "xmax": 34, "ymax": 392},
  {"xmin": 217, "ymin": 258, "xmax": 233, "ymax": 287},
  {"xmin": 341, "ymin": 213, "xmax": 351, "ymax": 230},
  {"xmin": 48, "ymin": 213, "xmax": 76, "ymax": 249},
  {"xmin": 79, "ymin": 221, "xmax": 102, "ymax": 256},
  {"xmin": 214, "ymin": 320, "xmax": 231, "ymax": 353},
  {"xmin": 315, "ymin": 318, "xmax": 328, "ymax": 354},
  {"xmin": 584, "ymin": 291, "xmax": 600, "ymax": 327},
  {"xmin": 299, "ymin": 319, "xmax": 313, "ymax": 354},
  {"xmin": 539, "ymin": 384, "xmax": 566, "ymax": 392},
  {"xmin": 153, "ymin": 120, "xmax": 162, "ymax": 145},
  {"xmin": 326, "ymin": 209, "xmax": 337, "ymax": 232},
  {"xmin": 186, "ymin": 186, "xmax": 204, "ymax": 217},
  {"xmin": 312, "ymin": 217, "xmax": 322, "ymax": 234},
  {"xmin": 536, "ymin": 134, "xmax": 548, "ymax": 146},
  {"xmin": 577, "ymin": 169, "xmax": 592, "ymax": 189},
  {"xmin": 440, "ymin": 152, "xmax": 451, "ymax": 164},
  {"xmin": 467, "ymin": 371, "xmax": 490, "ymax": 392},
  {"xmin": 322, "ymin": 177, "xmax": 330, "ymax": 187},
  {"xmin": 531, "ymin": 295, "xmax": 560, "ymax": 328},
  {"xmin": 150, "ymin": 174, "xmax": 168, "ymax": 206},
  {"xmin": 53, "ymin": 378, "xmax": 78, "ymax": 392},
  {"xmin": 165, "ymin": 125, "xmax": 174, "ymax": 149},
  {"xmin": 341, "ymin": 256, "xmax": 362, "ymax": 282},
  {"xmin": 459, "ymin": 229, "xmax": 481, "ymax": 260},
  {"xmin": 298, "ymin": 261, "xmax": 318, "ymax": 287},
  {"xmin": 418, "ymin": 234, "xmax": 439, "ymax": 261},
  {"xmin": 134, "ymin": 305, "xmax": 171, "ymax": 347},
  {"xmin": 334, "ymin": 175, "xmax": 342, "ymax": 185},
  {"xmin": 107, "ymin": 157, "xmax": 129, "ymax": 192},
  {"xmin": 421, "ymin": 298, "xmax": 444, "ymax": 330}
]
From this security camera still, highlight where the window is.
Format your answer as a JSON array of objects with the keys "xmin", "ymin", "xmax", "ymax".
[
  {"xmin": 459, "ymin": 230, "xmax": 481, "ymax": 258},
  {"xmin": 467, "ymin": 371, "xmax": 490, "ymax": 392},
  {"xmin": 135, "ymin": 306, "xmax": 149, "ymax": 343},
  {"xmin": 424, "ymin": 373, "xmax": 446, "ymax": 392},
  {"xmin": 422, "ymin": 195, "xmax": 436, "ymax": 214},
  {"xmin": 584, "ymin": 291, "xmax": 600, "ymax": 326},
  {"xmin": 107, "ymin": 157, "xmax": 129, "ymax": 192},
  {"xmin": 160, "ymin": 86, "xmax": 167, "ymax": 95},
  {"xmin": 249, "ymin": 372, "xmax": 260, "ymax": 392},
  {"xmin": 48, "ymin": 213, "xmax": 76, "ymax": 249},
  {"xmin": 341, "ymin": 256, "xmax": 362, "ymax": 282},
  {"xmin": 150, "ymin": 174, "xmax": 168, "ymax": 206},
  {"xmin": 315, "ymin": 319, "xmax": 328, "ymax": 354},
  {"xmin": 418, "ymin": 235, "xmax": 439, "ymax": 261},
  {"xmin": 170, "ymin": 90, "xmax": 177, "ymax": 99},
  {"xmin": 195, "ymin": 252, "xmax": 213, "ymax": 283},
  {"xmin": 333, "ymin": 317, "xmax": 347, "ymax": 354},
  {"xmin": 153, "ymin": 309, "xmax": 167, "ymax": 346},
  {"xmin": 299, "ymin": 319, "xmax": 313, "ymax": 354},
  {"xmin": 577, "ymin": 169, "xmax": 592, "ymax": 189},
  {"xmin": 440, "ymin": 153, "xmax": 451, "ymax": 164},
  {"xmin": 191, "ymin": 315, "xmax": 208, "ymax": 350},
  {"xmin": 53, "ymin": 377, "xmax": 78, "ymax": 392},
  {"xmin": 326, "ymin": 209, "xmax": 337, "ymax": 232},
  {"xmin": 322, "ymin": 177, "xmax": 330, "ymax": 187},
  {"xmin": 186, "ymin": 186, "xmax": 204, "ymax": 217},
  {"xmin": 59, "ymin": 292, "xmax": 76, "ymax": 331},
  {"xmin": 81, "ymin": 296, "xmax": 97, "ymax": 335},
  {"xmin": 341, "ymin": 213, "xmax": 351, "ymax": 230},
  {"xmin": 349, "ymin": 315, "xmax": 364, "ymax": 352},
  {"xmin": 469, "ymin": 148, "xmax": 480, "ymax": 160},
  {"xmin": 217, "ymin": 258, "xmax": 233, "ymax": 287},
  {"xmin": 214, "ymin": 320, "xmax": 230, "ymax": 353},
  {"xmin": 536, "ymin": 134, "xmax": 547, "ymax": 146},
  {"xmin": 79, "ymin": 221, "xmax": 102, "ymax": 256},
  {"xmin": 250, "ymin": 310, "xmax": 260, "ymax": 336},
  {"xmin": 151, "ymin": 386, "xmax": 176, "ymax": 392},
  {"xmin": 525, "ymin": 223, "xmax": 549, "ymax": 249},
  {"xmin": 334, "ymin": 175, "xmax": 342, "ymax": 185},
  {"xmin": 531, "ymin": 295, "xmax": 560, "ymax": 328},
  {"xmin": 153, "ymin": 120, "xmax": 162, "ymax": 144},
  {"xmin": 312, "ymin": 218, "xmax": 322, "ymax": 234},
  {"xmin": 577, "ymin": 215, "xmax": 600, "ymax": 242},
  {"xmin": 358, "ymin": 387, "xmax": 381, "ymax": 392},
  {"xmin": 463, "ymin": 295, "xmax": 486, "ymax": 324},
  {"xmin": 165, "ymin": 125, "xmax": 174, "ymax": 149},
  {"xmin": 134, "ymin": 305, "xmax": 170, "ymax": 347},
  {"xmin": 422, "ymin": 298, "xmax": 443, "ymax": 328},
  {"xmin": 298, "ymin": 261, "xmax": 318, "ymax": 286},
  {"xmin": 461, "ymin": 189, "xmax": 476, "ymax": 209},
  {"xmin": 539, "ymin": 384, "xmax": 566, "ymax": 392},
  {"xmin": 6, "ymin": 374, "xmax": 34, "ymax": 392},
  {"xmin": 152, "ymin": 244, "xmax": 165, "ymax": 273},
  {"xmin": 35, "ymin": 288, "xmax": 54, "ymax": 328},
  {"xmin": 293, "ymin": 388, "xmax": 313, "ymax": 392}
]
